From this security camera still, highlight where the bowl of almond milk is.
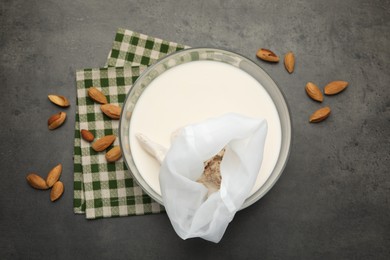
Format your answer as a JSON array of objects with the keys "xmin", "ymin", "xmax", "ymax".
[{"xmin": 119, "ymin": 48, "xmax": 291, "ymax": 209}]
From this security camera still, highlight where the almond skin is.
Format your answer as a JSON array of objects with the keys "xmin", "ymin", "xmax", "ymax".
[
  {"xmin": 50, "ymin": 181, "xmax": 64, "ymax": 202},
  {"xmin": 46, "ymin": 163, "xmax": 62, "ymax": 188},
  {"xmin": 284, "ymin": 51, "xmax": 295, "ymax": 73},
  {"xmin": 309, "ymin": 106, "xmax": 331, "ymax": 123},
  {"xmin": 88, "ymin": 87, "xmax": 108, "ymax": 104},
  {"xmin": 92, "ymin": 135, "xmax": 116, "ymax": 152},
  {"xmin": 105, "ymin": 146, "xmax": 122, "ymax": 162},
  {"xmin": 305, "ymin": 82, "xmax": 323, "ymax": 102},
  {"xmin": 101, "ymin": 104, "xmax": 121, "ymax": 119},
  {"xmin": 48, "ymin": 95, "xmax": 70, "ymax": 107},
  {"xmin": 324, "ymin": 81, "xmax": 348, "ymax": 95},
  {"xmin": 48, "ymin": 112, "xmax": 67, "ymax": 130},
  {"xmin": 81, "ymin": 129, "xmax": 94, "ymax": 142},
  {"xmin": 256, "ymin": 48, "xmax": 279, "ymax": 62},
  {"xmin": 26, "ymin": 173, "xmax": 49, "ymax": 190}
]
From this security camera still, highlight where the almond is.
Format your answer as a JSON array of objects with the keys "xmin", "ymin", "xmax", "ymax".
[
  {"xmin": 50, "ymin": 181, "xmax": 64, "ymax": 202},
  {"xmin": 46, "ymin": 163, "xmax": 62, "ymax": 188},
  {"xmin": 324, "ymin": 81, "xmax": 348, "ymax": 95},
  {"xmin": 26, "ymin": 173, "xmax": 49, "ymax": 190},
  {"xmin": 81, "ymin": 129, "xmax": 94, "ymax": 142},
  {"xmin": 284, "ymin": 51, "xmax": 295, "ymax": 73},
  {"xmin": 88, "ymin": 87, "xmax": 108, "ymax": 104},
  {"xmin": 92, "ymin": 135, "xmax": 116, "ymax": 152},
  {"xmin": 305, "ymin": 82, "xmax": 323, "ymax": 102},
  {"xmin": 256, "ymin": 48, "xmax": 279, "ymax": 62},
  {"xmin": 105, "ymin": 146, "xmax": 122, "ymax": 162},
  {"xmin": 48, "ymin": 112, "xmax": 66, "ymax": 130},
  {"xmin": 48, "ymin": 95, "xmax": 70, "ymax": 107},
  {"xmin": 309, "ymin": 106, "xmax": 331, "ymax": 123},
  {"xmin": 101, "ymin": 104, "xmax": 121, "ymax": 119}
]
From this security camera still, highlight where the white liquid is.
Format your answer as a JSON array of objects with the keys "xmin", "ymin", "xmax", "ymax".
[{"xmin": 130, "ymin": 60, "xmax": 281, "ymax": 197}]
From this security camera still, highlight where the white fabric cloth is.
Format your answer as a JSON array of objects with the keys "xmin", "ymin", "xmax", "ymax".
[{"xmin": 159, "ymin": 113, "xmax": 268, "ymax": 243}]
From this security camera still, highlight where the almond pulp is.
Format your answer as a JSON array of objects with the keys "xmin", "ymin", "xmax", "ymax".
[
  {"xmin": 48, "ymin": 112, "xmax": 66, "ymax": 130},
  {"xmin": 284, "ymin": 51, "xmax": 295, "ymax": 73},
  {"xmin": 324, "ymin": 81, "xmax": 348, "ymax": 95},
  {"xmin": 256, "ymin": 48, "xmax": 279, "ymax": 62},
  {"xmin": 309, "ymin": 106, "xmax": 331, "ymax": 123},
  {"xmin": 46, "ymin": 163, "xmax": 62, "ymax": 188},
  {"xmin": 105, "ymin": 146, "xmax": 122, "ymax": 162},
  {"xmin": 50, "ymin": 181, "xmax": 64, "ymax": 202},
  {"xmin": 48, "ymin": 95, "xmax": 70, "ymax": 107},
  {"xmin": 81, "ymin": 129, "xmax": 94, "ymax": 142},
  {"xmin": 26, "ymin": 173, "xmax": 49, "ymax": 190},
  {"xmin": 92, "ymin": 135, "xmax": 116, "ymax": 152},
  {"xmin": 101, "ymin": 104, "xmax": 121, "ymax": 119},
  {"xmin": 88, "ymin": 87, "xmax": 108, "ymax": 104},
  {"xmin": 305, "ymin": 82, "xmax": 323, "ymax": 102}
]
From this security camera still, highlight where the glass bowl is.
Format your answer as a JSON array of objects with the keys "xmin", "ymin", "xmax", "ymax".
[{"xmin": 119, "ymin": 47, "xmax": 291, "ymax": 209}]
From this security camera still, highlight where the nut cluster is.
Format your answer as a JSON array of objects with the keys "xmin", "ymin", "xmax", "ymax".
[
  {"xmin": 26, "ymin": 95, "xmax": 70, "ymax": 202},
  {"xmin": 83, "ymin": 87, "xmax": 122, "ymax": 162},
  {"xmin": 47, "ymin": 95, "xmax": 70, "ymax": 130},
  {"xmin": 26, "ymin": 164, "xmax": 64, "ymax": 202},
  {"xmin": 256, "ymin": 48, "xmax": 349, "ymax": 123},
  {"xmin": 25, "ymin": 94, "xmax": 71, "ymax": 202},
  {"xmin": 26, "ymin": 87, "xmax": 122, "ymax": 200},
  {"xmin": 306, "ymin": 81, "xmax": 348, "ymax": 122}
]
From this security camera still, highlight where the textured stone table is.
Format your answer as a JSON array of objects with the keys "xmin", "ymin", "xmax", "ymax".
[{"xmin": 1, "ymin": 0, "xmax": 389, "ymax": 259}]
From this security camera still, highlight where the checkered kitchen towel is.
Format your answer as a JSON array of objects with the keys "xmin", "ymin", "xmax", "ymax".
[{"xmin": 74, "ymin": 28, "xmax": 188, "ymax": 219}]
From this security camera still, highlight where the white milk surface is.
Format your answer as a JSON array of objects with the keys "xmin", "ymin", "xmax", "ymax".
[{"xmin": 130, "ymin": 60, "xmax": 281, "ymax": 197}]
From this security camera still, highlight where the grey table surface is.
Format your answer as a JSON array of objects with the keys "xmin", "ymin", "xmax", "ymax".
[{"xmin": 1, "ymin": 0, "xmax": 389, "ymax": 259}]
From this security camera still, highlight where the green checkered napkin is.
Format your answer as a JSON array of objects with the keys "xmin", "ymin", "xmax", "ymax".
[
  {"xmin": 74, "ymin": 28, "xmax": 188, "ymax": 219},
  {"xmin": 106, "ymin": 28, "xmax": 189, "ymax": 67}
]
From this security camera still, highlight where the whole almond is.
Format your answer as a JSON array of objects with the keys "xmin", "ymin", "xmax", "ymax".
[
  {"xmin": 324, "ymin": 81, "xmax": 348, "ymax": 95},
  {"xmin": 284, "ymin": 51, "xmax": 295, "ymax": 73},
  {"xmin": 50, "ymin": 181, "xmax": 64, "ymax": 202},
  {"xmin": 46, "ymin": 163, "xmax": 62, "ymax": 188},
  {"xmin": 105, "ymin": 146, "xmax": 122, "ymax": 162},
  {"xmin": 101, "ymin": 104, "xmax": 121, "ymax": 119},
  {"xmin": 48, "ymin": 95, "xmax": 70, "ymax": 107},
  {"xmin": 305, "ymin": 82, "xmax": 323, "ymax": 102},
  {"xmin": 92, "ymin": 135, "xmax": 116, "ymax": 152},
  {"xmin": 48, "ymin": 112, "xmax": 67, "ymax": 130},
  {"xmin": 88, "ymin": 87, "xmax": 108, "ymax": 104},
  {"xmin": 256, "ymin": 48, "xmax": 279, "ymax": 62},
  {"xmin": 26, "ymin": 173, "xmax": 49, "ymax": 190},
  {"xmin": 309, "ymin": 106, "xmax": 331, "ymax": 123},
  {"xmin": 81, "ymin": 129, "xmax": 94, "ymax": 142}
]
